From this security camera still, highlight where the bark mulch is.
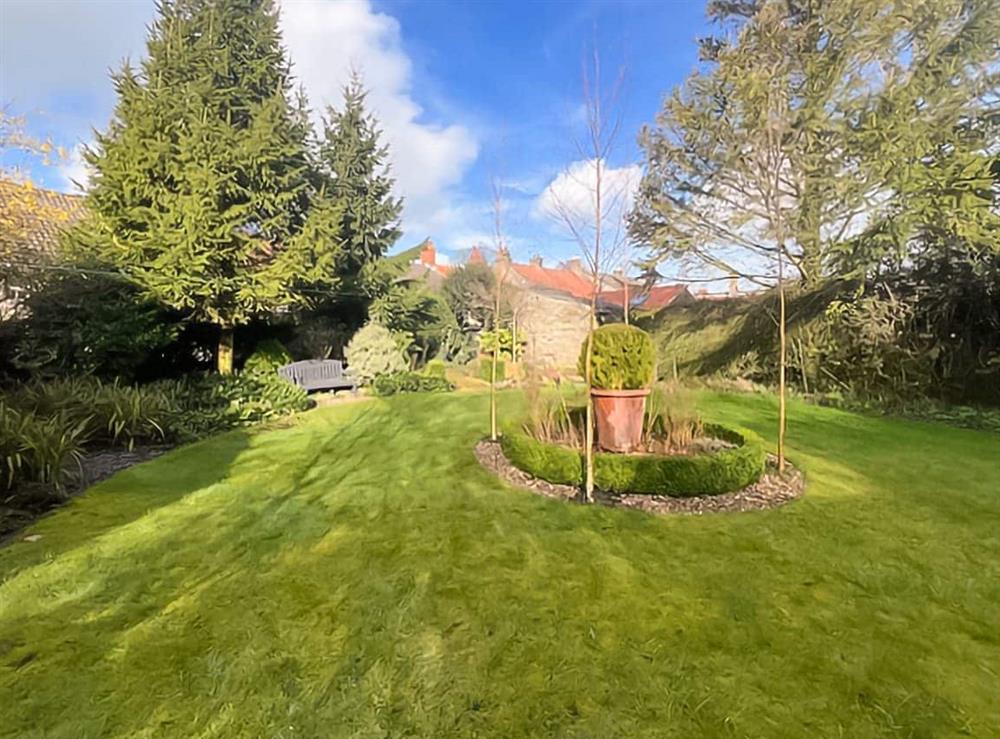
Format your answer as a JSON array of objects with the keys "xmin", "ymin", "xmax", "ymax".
[
  {"xmin": 474, "ymin": 439, "xmax": 805, "ymax": 516},
  {"xmin": 1, "ymin": 446, "xmax": 170, "ymax": 544}
]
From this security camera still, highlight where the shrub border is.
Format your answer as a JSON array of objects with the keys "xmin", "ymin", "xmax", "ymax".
[{"xmin": 500, "ymin": 422, "xmax": 767, "ymax": 497}]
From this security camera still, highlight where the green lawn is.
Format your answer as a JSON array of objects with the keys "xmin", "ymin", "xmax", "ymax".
[{"xmin": 2, "ymin": 391, "xmax": 999, "ymax": 738}]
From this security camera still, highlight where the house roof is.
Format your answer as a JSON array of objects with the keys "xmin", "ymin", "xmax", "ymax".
[
  {"xmin": 637, "ymin": 284, "xmax": 690, "ymax": 311},
  {"xmin": 509, "ymin": 262, "xmax": 595, "ymax": 300},
  {"xmin": 0, "ymin": 180, "xmax": 85, "ymax": 255},
  {"xmin": 596, "ymin": 284, "xmax": 690, "ymax": 311},
  {"xmin": 399, "ymin": 261, "xmax": 448, "ymax": 288}
]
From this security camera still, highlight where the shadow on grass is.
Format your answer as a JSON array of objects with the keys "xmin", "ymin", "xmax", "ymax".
[{"xmin": 0, "ymin": 428, "xmax": 256, "ymax": 576}]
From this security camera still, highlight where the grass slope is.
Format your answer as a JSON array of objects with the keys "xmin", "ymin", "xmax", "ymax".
[{"xmin": 1, "ymin": 392, "xmax": 999, "ymax": 737}]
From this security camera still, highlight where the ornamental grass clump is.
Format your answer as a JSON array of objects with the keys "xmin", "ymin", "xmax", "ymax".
[{"xmin": 644, "ymin": 382, "xmax": 704, "ymax": 452}]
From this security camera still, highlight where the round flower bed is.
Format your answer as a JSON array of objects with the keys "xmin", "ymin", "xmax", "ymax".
[{"xmin": 500, "ymin": 422, "xmax": 767, "ymax": 497}]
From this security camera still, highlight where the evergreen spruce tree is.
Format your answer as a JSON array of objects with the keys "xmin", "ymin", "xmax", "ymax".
[
  {"xmin": 76, "ymin": 0, "xmax": 343, "ymax": 372},
  {"xmin": 319, "ymin": 73, "xmax": 403, "ymax": 276}
]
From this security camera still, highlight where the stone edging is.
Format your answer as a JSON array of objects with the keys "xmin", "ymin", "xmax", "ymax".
[{"xmin": 474, "ymin": 439, "xmax": 805, "ymax": 516}]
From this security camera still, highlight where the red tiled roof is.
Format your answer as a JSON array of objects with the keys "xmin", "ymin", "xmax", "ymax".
[
  {"xmin": 596, "ymin": 288, "xmax": 629, "ymax": 308},
  {"xmin": 638, "ymin": 285, "xmax": 689, "ymax": 310},
  {"xmin": 510, "ymin": 263, "xmax": 595, "ymax": 300},
  {"xmin": 596, "ymin": 284, "xmax": 689, "ymax": 311}
]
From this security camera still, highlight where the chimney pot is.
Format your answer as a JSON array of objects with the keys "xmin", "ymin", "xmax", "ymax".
[{"xmin": 419, "ymin": 240, "xmax": 436, "ymax": 266}]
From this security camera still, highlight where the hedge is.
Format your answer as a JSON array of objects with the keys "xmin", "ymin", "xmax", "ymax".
[
  {"xmin": 372, "ymin": 371, "xmax": 454, "ymax": 397},
  {"xmin": 500, "ymin": 426, "xmax": 584, "ymax": 485},
  {"xmin": 501, "ymin": 423, "xmax": 766, "ymax": 497}
]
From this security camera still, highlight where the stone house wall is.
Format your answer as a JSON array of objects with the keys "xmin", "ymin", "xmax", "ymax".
[{"xmin": 514, "ymin": 289, "xmax": 591, "ymax": 371}]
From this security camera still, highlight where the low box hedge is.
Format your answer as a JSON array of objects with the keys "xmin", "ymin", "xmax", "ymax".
[
  {"xmin": 372, "ymin": 371, "xmax": 454, "ymax": 397},
  {"xmin": 500, "ymin": 423, "xmax": 766, "ymax": 497}
]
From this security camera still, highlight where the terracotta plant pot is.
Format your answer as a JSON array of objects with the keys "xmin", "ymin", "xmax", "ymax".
[{"xmin": 591, "ymin": 388, "xmax": 650, "ymax": 453}]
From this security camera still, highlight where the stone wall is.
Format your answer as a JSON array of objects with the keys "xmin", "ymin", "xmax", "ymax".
[{"xmin": 515, "ymin": 290, "xmax": 590, "ymax": 371}]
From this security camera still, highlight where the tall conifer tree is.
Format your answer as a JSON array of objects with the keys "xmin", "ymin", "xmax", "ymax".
[
  {"xmin": 76, "ymin": 0, "xmax": 343, "ymax": 372},
  {"xmin": 319, "ymin": 73, "xmax": 403, "ymax": 276}
]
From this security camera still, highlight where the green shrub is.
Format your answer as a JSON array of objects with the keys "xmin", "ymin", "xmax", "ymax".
[
  {"xmin": 11, "ymin": 271, "xmax": 178, "ymax": 380},
  {"xmin": 344, "ymin": 322, "xmax": 407, "ymax": 386},
  {"xmin": 151, "ymin": 373, "xmax": 310, "ymax": 440},
  {"xmin": 423, "ymin": 359, "xmax": 447, "ymax": 379},
  {"xmin": 580, "ymin": 324, "xmax": 656, "ymax": 390},
  {"xmin": 243, "ymin": 339, "xmax": 293, "ymax": 376},
  {"xmin": 502, "ymin": 422, "xmax": 766, "ymax": 496},
  {"xmin": 479, "ymin": 356, "xmax": 506, "ymax": 382},
  {"xmin": 372, "ymin": 372, "xmax": 454, "ymax": 397}
]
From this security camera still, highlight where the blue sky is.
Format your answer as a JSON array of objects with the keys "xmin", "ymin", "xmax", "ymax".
[{"xmin": 1, "ymin": 0, "xmax": 710, "ymax": 266}]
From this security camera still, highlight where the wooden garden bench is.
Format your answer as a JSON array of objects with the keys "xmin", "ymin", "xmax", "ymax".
[{"xmin": 278, "ymin": 359, "xmax": 358, "ymax": 394}]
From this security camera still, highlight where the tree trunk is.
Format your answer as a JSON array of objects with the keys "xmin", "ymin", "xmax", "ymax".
[
  {"xmin": 583, "ymin": 316, "xmax": 595, "ymax": 503},
  {"xmin": 511, "ymin": 313, "xmax": 518, "ymax": 362},
  {"xmin": 217, "ymin": 325, "xmax": 234, "ymax": 375},
  {"xmin": 623, "ymin": 279, "xmax": 630, "ymax": 326},
  {"xmin": 490, "ymin": 289, "xmax": 501, "ymax": 442},
  {"xmin": 777, "ymin": 257, "xmax": 787, "ymax": 473}
]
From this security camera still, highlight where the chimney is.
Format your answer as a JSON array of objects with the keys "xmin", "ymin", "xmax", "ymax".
[
  {"xmin": 529, "ymin": 254, "xmax": 543, "ymax": 268},
  {"xmin": 468, "ymin": 245, "xmax": 485, "ymax": 265},
  {"xmin": 495, "ymin": 246, "xmax": 511, "ymax": 267},
  {"xmin": 419, "ymin": 239, "xmax": 436, "ymax": 266},
  {"xmin": 565, "ymin": 257, "xmax": 586, "ymax": 276},
  {"xmin": 728, "ymin": 277, "xmax": 740, "ymax": 297}
]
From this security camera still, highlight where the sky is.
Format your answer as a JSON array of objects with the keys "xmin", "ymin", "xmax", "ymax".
[{"xmin": 0, "ymin": 0, "xmax": 711, "ymax": 267}]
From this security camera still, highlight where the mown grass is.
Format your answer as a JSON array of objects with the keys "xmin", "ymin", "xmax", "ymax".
[{"xmin": 1, "ymin": 391, "xmax": 998, "ymax": 737}]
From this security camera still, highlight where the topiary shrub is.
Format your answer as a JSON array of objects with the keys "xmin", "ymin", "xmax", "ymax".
[
  {"xmin": 501, "ymin": 422, "xmax": 766, "ymax": 497},
  {"xmin": 579, "ymin": 324, "xmax": 656, "ymax": 389},
  {"xmin": 243, "ymin": 339, "xmax": 293, "ymax": 376},
  {"xmin": 344, "ymin": 322, "xmax": 407, "ymax": 386},
  {"xmin": 372, "ymin": 371, "xmax": 454, "ymax": 397}
]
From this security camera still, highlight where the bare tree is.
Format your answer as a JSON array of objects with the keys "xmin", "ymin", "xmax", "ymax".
[
  {"xmin": 544, "ymin": 48, "xmax": 631, "ymax": 502},
  {"xmin": 487, "ymin": 173, "xmax": 511, "ymax": 442}
]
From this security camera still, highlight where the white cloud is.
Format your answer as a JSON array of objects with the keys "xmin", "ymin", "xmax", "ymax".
[
  {"xmin": 0, "ymin": 1, "xmax": 149, "ymax": 103},
  {"xmin": 57, "ymin": 145, "xmax": 91, "ymax": 193},
  {"xmin": 1, "ymin": 0, "xmax": 478, "ymax": 238},
  {"xmin": 279, "ymin": 0, "xmax": 479, "ymax": 243},
  {"xmin": 535, "ymin": 159, "xmax": 641, "ymax": 226}
]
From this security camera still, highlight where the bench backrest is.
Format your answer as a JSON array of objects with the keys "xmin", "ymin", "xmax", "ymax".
[{"xmin": 278, "ymin": 359, "xmax": 349, "ymax": 385}]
